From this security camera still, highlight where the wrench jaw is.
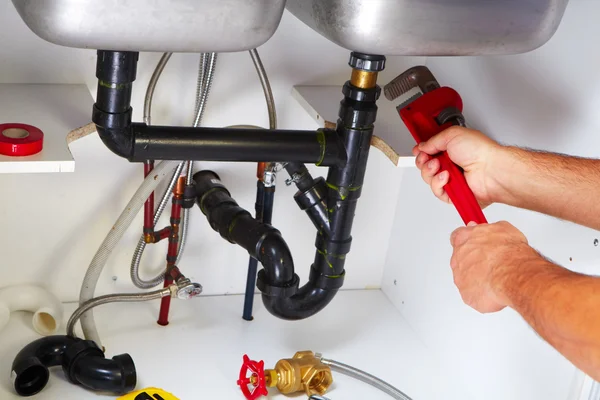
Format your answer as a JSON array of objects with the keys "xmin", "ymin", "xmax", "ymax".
[
  {"xmin": 393, "ymin": 86, "xmax": 424, "ymax": 111},
  {"xmin": 383, "ymin": 65, "xmax": 440, "ymax": 110},
  {"xmin": 383, "ymin": 65, "xmax": 488, "ymax": 226}
]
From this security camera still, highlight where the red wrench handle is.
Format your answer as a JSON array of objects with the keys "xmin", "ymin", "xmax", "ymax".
[
  {"xmin": 399, "ymin": 87, "xmax": 487, "ymax": 225},
  {"xmin": 436, "ymin": 152, "xmax": 486, "ymax": 225}
]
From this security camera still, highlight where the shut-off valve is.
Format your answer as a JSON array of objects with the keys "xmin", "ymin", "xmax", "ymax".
[{"xmin": 237, "ymin": 352, "xmax": 333, "ymax": 399}]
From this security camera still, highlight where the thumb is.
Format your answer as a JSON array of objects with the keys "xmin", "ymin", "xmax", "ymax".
[
  {"xmin": 450, "ymin": 226, "xmax": 473, "ymax": 248},
  {"xmin": 418, "ymin": 126, "xmax": 463, "ymax": 155},
  {"xmin": 467, "ymin": 221, "xmax": 478, "ymax": 227}
]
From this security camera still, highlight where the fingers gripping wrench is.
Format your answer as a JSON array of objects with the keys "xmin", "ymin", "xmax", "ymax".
[{"xmin": 384, "ymin": 66, "xmax": 487, "ymax": 225}]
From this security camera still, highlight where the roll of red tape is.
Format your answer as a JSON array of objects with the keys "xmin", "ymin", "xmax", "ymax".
[{"xmin": 0, "ymin": 123, "xmax": 44, "ymax": 156}]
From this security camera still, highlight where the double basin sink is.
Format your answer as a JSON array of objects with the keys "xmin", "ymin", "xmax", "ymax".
[{"xmin": 11, "ymin": 0, "xmax": 569, "ymax": 55}]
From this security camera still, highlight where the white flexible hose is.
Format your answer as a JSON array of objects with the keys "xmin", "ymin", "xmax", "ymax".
[
  {"xmin": 79, "ymin": 160, "xmax": 179, "ymax": 347},
  {"xmin": 0, "ymin": 285, "xmax": 63, "ymax": 336}
]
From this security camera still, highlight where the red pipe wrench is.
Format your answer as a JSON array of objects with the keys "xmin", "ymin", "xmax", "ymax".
[{"xmin": 384, "ymin": 66, "xmax": 487, "ymax": 225}]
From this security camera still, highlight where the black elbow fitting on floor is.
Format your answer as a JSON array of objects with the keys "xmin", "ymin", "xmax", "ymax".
[
  {"xmin": 92, "ymin": 50, "xmax": 138, "ymax": 160},
  {"xmin": 11, "ymin": 335, "xmax": 136, "ymax": 397}
]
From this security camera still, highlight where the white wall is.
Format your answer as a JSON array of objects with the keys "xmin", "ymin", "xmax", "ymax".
[
  {"xmin": 6, "ymin": 0, "xmax": 592, "ymax": 397},
  {"xmin": 383, "ymin": 1, "xmax": 600, "ymax": 399},
  {"xmin": 0, "ymin": 3, "xmax": 423, "ymax": 302}
]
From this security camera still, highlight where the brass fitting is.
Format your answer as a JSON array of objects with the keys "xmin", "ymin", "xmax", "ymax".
[
  {"xmin": 264, "ymin": 351, "xmax": 333, "ymax": 397},
  {"xmin": 143, "ymin": 233, "xmax": 154, "ymax": 244},
  {"xmin": 351, "ymin": 69, "xmax": 378, "ymax": 89}
]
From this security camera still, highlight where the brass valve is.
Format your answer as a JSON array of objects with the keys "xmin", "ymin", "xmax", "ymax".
[{"xmin": 264, "ymin": 351, "xmax": 333, "ymax": 397}]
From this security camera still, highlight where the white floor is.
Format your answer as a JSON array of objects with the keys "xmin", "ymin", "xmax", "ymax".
[{"xmin": 0, "ymin": 290, "xmax": 468, "ymax": 399}]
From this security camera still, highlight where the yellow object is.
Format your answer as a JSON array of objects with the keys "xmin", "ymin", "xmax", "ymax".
[
  {"xmin": 117, "ymin": 387, "xmax": 179, "ymax": 400},
  {"xmin": 265, "ymin": 351, "xmax": 333, "ymax": 397}
]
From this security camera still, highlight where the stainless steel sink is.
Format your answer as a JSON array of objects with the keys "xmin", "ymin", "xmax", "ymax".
[
  {"xmin": 11, "ymin": 0, "xmax": 286, "ymax": 52},
  {"xmin": 286, "ymin": 0, "xmax": 569, "ymax": 56}
]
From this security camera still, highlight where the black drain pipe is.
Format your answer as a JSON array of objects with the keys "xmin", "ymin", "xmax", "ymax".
[
  {"xmin": 92, "ymin": 50, "xmax": 138, "ymax": 159},
  {"xmin": 91, "ymin": 50, "xmax": 345, "ymax": 165},
  {"xmin": 92, "ymin": 50, "xmax": 383, "ymax": 320},
  {"xmin": 263, "ymin": 53, "xmax": 385, "ymax": 318},
  {"xmin": 11, "ymin": 335, "xmax": 136, "ymax": 397},
  {"xmin": 193, "ymin": 52, "xmax": 385, "ymax": 320},
  {"xmin": 285, "ymin": 162, "xmax": 331, "ymax": 236}
]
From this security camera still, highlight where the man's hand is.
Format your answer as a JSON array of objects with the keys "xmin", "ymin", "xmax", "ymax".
[
  {"xmin": 412, "ymin": 126, "xmax": 503, "ymax": 208},
  {"xmin": 450, "ymin": 221, "xmax": 540, "ymax": 313}
]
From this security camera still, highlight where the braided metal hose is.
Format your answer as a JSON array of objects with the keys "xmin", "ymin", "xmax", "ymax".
[
  {"xmin": 131, "ymin": 52, "xmax": 217, "ymax": 288},
  {"xmin": 316, "ymin": 354, "xmax": 413, "ymax": 400},
  {"xmin": 68, "ymin": 287, "xmax": 172, "ymax": 338},
  {"xmin": 178, "ymin": 52, "xmax": 218, "ymax": 265}
]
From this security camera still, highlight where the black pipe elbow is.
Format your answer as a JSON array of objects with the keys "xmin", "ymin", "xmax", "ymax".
[
  {"xmin": 11, "ymin": 335, "xmax": 136, "ymax": 397},
  {"xmin": 261, "ymin": 285, "xmax": 338, "ymax": 321},
  {"xmin": 95, "ymin": 125, "xmax": 134, "ymax": 160},
  {"xmin": 93, "ymin": 50, "xmax": 138, "ymax": 161},
  {"xmin": 261, "ymin": 262, "xmax": 345, "ymax": 320}
]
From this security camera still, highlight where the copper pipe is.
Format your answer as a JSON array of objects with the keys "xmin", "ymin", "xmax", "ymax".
[
  {"xmin": 143, "ymin": 161, "xmax": 155, "ymax": 234},
  {"xmin": 257, "ymin": 162, "xmax": 266, "ymax": 181},
  {"xmin": 157, "ymin": 176, "xmax": 185, "ymax": 326}
]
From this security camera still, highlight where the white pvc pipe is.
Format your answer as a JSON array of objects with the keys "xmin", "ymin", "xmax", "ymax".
[
  {"xmin": 0, "ymin": 285, "xmax": 63, "ymax": 336},
  {"xmin": 79, "ymin": 160, "xmax": 179, "ymax": 347}
]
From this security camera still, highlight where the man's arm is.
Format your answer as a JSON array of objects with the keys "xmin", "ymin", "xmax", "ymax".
[
  {"xmin": 415, "ymin": 127, "xmax": 600, "ymax": 230},
  {"xmin": 451, "ymin": 222, "xmax": 600, "ymax": 381}
]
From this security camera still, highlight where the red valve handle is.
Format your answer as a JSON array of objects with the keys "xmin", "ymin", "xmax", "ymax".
[
  {"xmin": 237, "ymin": 355, "xmax": 268, "ymax": 400},
  {"xmin": 399, "ymin": 87, "xmax": 487, "ymax": 225}
]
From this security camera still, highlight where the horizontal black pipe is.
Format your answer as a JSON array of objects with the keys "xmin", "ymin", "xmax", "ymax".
[
  {"xmin": 12, "ymin": 335, "xmax": 136, "ymax": 397},
  {"xmin": 129, "ymin": 123, "xmax": 345, "ymax": 165},
  {"xmin": 92, "ymin": 50, "xmax": 348, "ymax": 167}
]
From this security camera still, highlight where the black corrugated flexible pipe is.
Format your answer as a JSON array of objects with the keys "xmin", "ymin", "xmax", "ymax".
[
  {"xmin": 11, "ymin": 335, "xmax": 135, "ymax": 397},
  {"xmin": 193, "ymin": 169, "xmax": 340, "ymax": 320}
]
